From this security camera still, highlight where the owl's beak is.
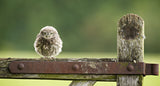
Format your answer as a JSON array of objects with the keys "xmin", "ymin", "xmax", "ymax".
[{"xmin": 45, "ymin": 33, "xmax": 51, "ymax": 39}]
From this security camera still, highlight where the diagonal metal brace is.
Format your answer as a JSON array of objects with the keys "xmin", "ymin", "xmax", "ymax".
[{"xmin": 9, "ymin": 61, "xmax": 159, "ymax": 75}]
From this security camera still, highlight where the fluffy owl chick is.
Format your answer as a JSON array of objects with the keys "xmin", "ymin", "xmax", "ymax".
[{"xmin": 34, "ymin": 26, "xmax": 63, "ymax": 59}]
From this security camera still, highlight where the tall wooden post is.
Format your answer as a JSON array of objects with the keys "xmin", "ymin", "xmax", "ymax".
[{"xmin": 117, "ymin": 14, "xmax": 144, "ymax": 86}]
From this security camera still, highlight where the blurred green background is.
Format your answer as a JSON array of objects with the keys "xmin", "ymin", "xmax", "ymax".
[
  {"xmin": 0, "ymin": 0, "xmax": 160, "ymax": 86},
  {"xmin": 0, "ymin": 0, "xmax": 160, "ymax": 53}
]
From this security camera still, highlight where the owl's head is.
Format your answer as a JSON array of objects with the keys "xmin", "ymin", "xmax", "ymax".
[{"xmin": 40, "ymin": 26, "xmax": 58, "ymax": 39}]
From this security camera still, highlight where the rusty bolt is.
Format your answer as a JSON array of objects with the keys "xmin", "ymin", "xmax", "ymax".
[
  {"xmin": 127, "ymin": 64, "xmax": 134, "ymax": 71},
  {"xmin": 18, "ymin": 63, "xmax": 24, "ymax": 70},
  {"xmin": 72, "ymin": 64, "xmax": 79, "ymax": 71}
]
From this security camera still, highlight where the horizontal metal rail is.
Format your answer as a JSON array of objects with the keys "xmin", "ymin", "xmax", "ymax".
[
  {"xmin": 0, "ymin": 58, "xmax": 158, "ymax": 81},
  {"xmin": 9, "ymin": 61, "xmax": 158, "ymax": 75}
]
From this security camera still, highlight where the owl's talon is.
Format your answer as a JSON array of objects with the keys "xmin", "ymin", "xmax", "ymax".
[
  {"xmin": 46, "ymin": 57, "xmax": 51, "ymax": 60},
  {"xmin": 40, "ymin": 57, "xmax": 45, "ymax": 60},
  {"xmin": 50, "ymin": 57, "xmax": 56, "ymax": 61},
  {"xmin": 40, "ymin": 57, "xmax": 50, "ymax": 60}
]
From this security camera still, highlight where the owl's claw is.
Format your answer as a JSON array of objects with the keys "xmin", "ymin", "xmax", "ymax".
[
  {"xmin": 40, "ymin": 57, "xmax": 56, "ymax": 61},
  {"xmin": 40, "ymin": 57, "xmax": 51, "ymax": 60},
  {"xmin": 51, "ymin": 57, "xmax": 56, "ymax": 61},
  {"xmin": 40, "ymin": 57, "xmax": 45, "ymax": 60}
]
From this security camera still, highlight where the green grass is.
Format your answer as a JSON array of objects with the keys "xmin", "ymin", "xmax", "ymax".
[{"xmin": 0, "ymin": 51, "xmax": 159, "ymax": 86}]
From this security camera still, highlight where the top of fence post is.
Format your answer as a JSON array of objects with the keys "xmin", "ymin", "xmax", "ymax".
[{"xmin": 117, "ymin": 13, "xmax": 144, "ymax": 86}]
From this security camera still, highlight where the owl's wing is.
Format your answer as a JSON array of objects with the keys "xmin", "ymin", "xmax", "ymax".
[
  {"xmin": 53, "ymin": 36, "xmax": 63, "ymax": 48},
  {"xmin": 34, "ymin": 37, "xmax": 43, "ymax": 48}
]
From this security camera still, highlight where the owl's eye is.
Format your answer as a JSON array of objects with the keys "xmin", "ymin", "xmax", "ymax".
[{"xmin": 41, "ymin": 31, "xmax": 47, "ymax": 35}]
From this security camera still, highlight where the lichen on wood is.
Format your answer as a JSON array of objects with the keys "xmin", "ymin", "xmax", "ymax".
[
  {"xmin": 117, "ymin": 13, "xmax": 144, "ymax": 86},
  {"xmin": 117, "ymin": 13, "xmax": 144, "ymax": 62}
]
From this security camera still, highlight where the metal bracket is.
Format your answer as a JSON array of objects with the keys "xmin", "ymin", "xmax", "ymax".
[{"xmin": 9, "ymin": 61, "xmax": 159, "ymax": 75}]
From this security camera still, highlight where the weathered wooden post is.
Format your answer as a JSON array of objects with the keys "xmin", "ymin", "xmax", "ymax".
[
  {"xmin": 70, "ymin": 13, "xmax": 145, "ymax": 86},
  {"xmin": 117, "ymin": 14, "xmax": 144, "ymax": 86},
  {"xmin": 69, "ymin": 80, "xmax": 96, "ymax": 86}
]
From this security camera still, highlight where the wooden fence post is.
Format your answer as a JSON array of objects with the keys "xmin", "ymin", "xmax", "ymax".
[
  {"xmin": 117, "ymin": 14, "xmax": 144, "ymax": 86},
  {"xmin": 69, "ymin": 80, "xmax": 96, "ymax": 86}
]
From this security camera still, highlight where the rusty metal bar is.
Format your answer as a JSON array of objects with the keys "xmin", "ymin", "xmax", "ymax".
[{"xmin": 8, "ymin": 61, "xmax": 159, "ymax": 75}]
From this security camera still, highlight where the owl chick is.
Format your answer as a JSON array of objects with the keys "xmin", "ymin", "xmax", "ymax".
[{"xmin": 34, "ymin": 26, "xmax": 63, "ymax": 59}]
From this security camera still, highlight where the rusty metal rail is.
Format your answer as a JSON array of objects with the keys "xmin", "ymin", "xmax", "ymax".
[{"xmin": 9, "ymin": 61, "xmax": 159, "ymax": 75}]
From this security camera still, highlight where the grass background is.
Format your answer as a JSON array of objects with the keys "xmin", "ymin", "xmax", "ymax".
[{"xmin": 0, "ymin": 51, "xmax": 159, "ymax": 86}]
